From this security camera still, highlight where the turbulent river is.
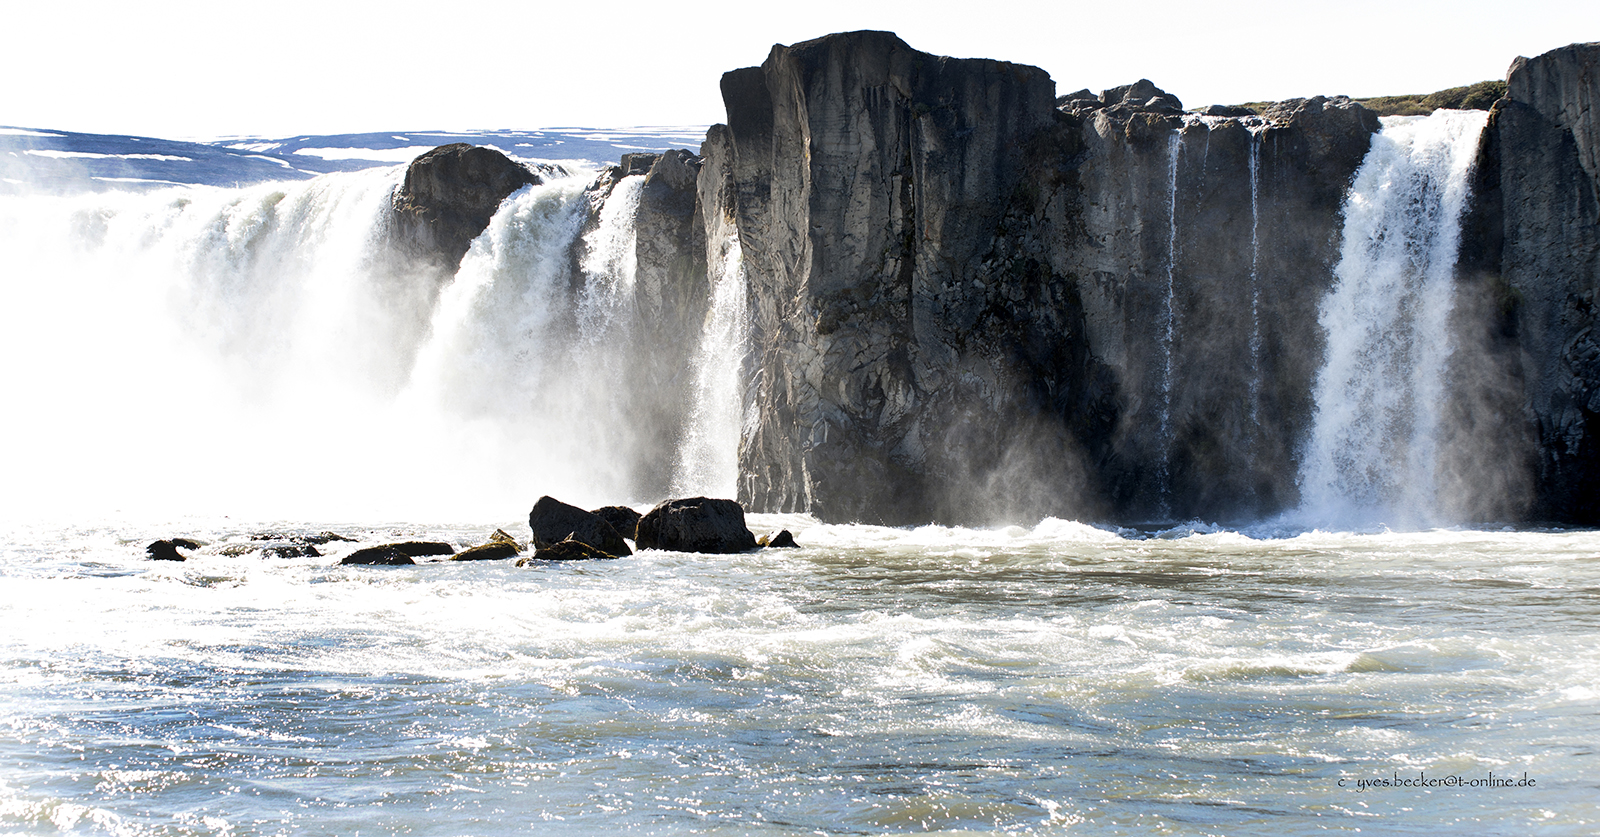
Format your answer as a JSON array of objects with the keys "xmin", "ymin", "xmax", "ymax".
[{"xmin": 2, "ymin": 517, "xmax": 1598, "ymax": 835}]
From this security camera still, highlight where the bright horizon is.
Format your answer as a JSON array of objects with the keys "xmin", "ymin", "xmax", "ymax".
[{"xmin": 5, "ymin": 0, "xmax": 1592, "ymax": 140}]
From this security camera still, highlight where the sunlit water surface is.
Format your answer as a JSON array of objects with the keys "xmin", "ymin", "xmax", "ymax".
[{"xmin": 2, "ymin": 515, "xmax": 1597, "ymax": 836}]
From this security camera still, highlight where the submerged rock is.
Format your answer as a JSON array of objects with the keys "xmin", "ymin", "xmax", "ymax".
[
  {"xmin": 340, "ymin": 547, "xmax": 416, "ymax": 566},
  {"xmin": 451, "ymin": 542, "xmax": 519, "ymax": 561},
  {"xmin": 220, "ymin": 541, "xmax": 322, "ymax": 558},
  {"xmin": 261, "ymin": 544, "xmax": 321, "ymax": 558},
  {"xmin": 519, "ymin": 536, "xmax": 619, "ymax": 563},
  {"xmin": 146, "ymin": 538, "xmax": 201, "ymax": 561},
  {"xmin": 340, "ymin": 541, "xmax": 453, "ymax": 565},
  {"xmin": 249, "ymin": 531, "xmax": 354, "ymax": 545},
  {"xmin": 635, "ymin": 497, "xmax": 758, "ymax": 553},
  {"xmin": 528, "ymin": 496, "xmax": 632, "ymax": 557},
  {"xmin": 758, "ymin": 529, "xmax": 799, "ymax": 548}
]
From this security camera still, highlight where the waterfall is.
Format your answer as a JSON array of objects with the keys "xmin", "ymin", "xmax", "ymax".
[
  {"xmin": 575, "ymin": 175, "xmax": 644, "ymax": 343},
  {"xmin": 1247, "ymin": 127, "xmax": 1264, "ymax": 433},
  {"xmin": 671, "ymin": 232, "xmax": 749, "ymax": 497},
  {"xmin": 1157, "ymin": 128, "xmax": 1182, "ymax": 509},
  {"xmin": 0, "ymin": 162, "xmax": 713, "ymax": 520},
  {"xmin": 1298, "ymin": 110, "xmax": 1490, "ymax": 528}
]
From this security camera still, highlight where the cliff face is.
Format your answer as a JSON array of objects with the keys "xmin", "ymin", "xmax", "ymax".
[
  {"xmin": 1047, "ymin": 95, "xmax": 1378, "ymax": 521},
  {"xmin": 1473, "ymin": 42, "xmax": 1600, "ymax": 522},
  {"xmin": 705, "ymin": 31, "xmax": 1380, "ymax": 523},
  {"xmin": 377, "ymin": 36, "xmax": 1600, "ymax": 527}
]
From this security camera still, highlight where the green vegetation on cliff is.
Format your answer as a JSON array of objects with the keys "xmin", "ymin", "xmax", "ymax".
[
  {"xmin": 1354, "ymin": 80, "xmax": 1508, "ymax": 115},
  {"xmin": 1232, "ymin": 80, "xmax": 1508, "ymax": 116}
]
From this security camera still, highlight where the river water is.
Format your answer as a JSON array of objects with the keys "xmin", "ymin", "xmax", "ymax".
[{"xmin": 2, "ymin": 516, "xmax": 1596, "ymax": 835}]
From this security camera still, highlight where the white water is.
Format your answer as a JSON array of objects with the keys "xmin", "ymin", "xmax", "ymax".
[
  {"xmin": 672, "ymin": 233, "xmax": 750, "ymax": 497},
  {"xmin": 2, "ymin": 516, "xmax": 1596, "ymax": 835},
  {"xmin": 1299, "ymin": 111, "xmax": 1490, "ymax": 529},
  {"xmin": 0, "ymin": 164, "xmax": 734, "ymax": 521}
]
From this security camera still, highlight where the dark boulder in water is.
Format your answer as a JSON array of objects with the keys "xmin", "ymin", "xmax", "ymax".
[
  {"xmin": 519, "ymin": 536, "xmax": 619, "ymax": 563},
  {"xmin": 340, "ymin": 541, "xmax": 453, "ymax": 565},
  {"xmin": 759, "ymin": 529, "xmax": 799, "ymax": 548},
  {"xmin": 391, "ymin": 143, "xmax": 540, "ymax": 273},
  {"xmin": 261, "ymin": 544, "xmax": 321, "ymax": 558},
  {"xmin": 451, "ymin": 542, "xmax": 519, "ymax": 561},
  {"xmin": 591, "ymin": 505, "xmax": 642, "ymax": 540},
  {"xmin": 146, "ymin": 538, "xmax": 201, "ymax": 561},
  {"xmin": 250, "ymin": 531, "xmax": 354, "ymax": 545},
  {"xmin": 635, "ymin": 497, "xmax": 758, "ymax": 554},
  {"xmin": 528, "ymin": 496, "xmax": 632, "ymax": 557}
]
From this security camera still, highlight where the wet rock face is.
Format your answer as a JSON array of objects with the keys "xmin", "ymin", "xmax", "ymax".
[
  {"xmin": 705, "ymin": 30, "xmax": 1380, "ymax": 524},
  {"xmin": 1058, "ymin": 95, "xmax": 1379, "ymax": 519},
  {"xmin": 1472, "ymin": 42, "xmax": 1600, "ymax": 523},
  {"xmin": 391, "ymin": 143, "xmax": 540, "ymax": 273}
]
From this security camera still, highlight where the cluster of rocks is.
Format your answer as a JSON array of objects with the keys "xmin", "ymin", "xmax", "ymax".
[{"xmin": 145, "ymin": 498, "xmax": 799, "ymax": 565}]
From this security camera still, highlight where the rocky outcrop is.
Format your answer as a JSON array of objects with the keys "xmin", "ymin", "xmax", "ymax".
[
  {"xmin": 703, "ymin": 30, "xmax": 1380, "ymax": 523},
  {"xmin": 1468, "ymin": 42, "xmax": 1600, "ymax": 523},
  {"xmin": 635, "ymin": 497, "xmax": 758, "ymax": 553},
  {"xmin": 391, "ymin": 144, "xmax": 540, "ymax": 273},
  {"xmin": 527, "ymin": 496, "xmax": 632, "ymax": 556}
]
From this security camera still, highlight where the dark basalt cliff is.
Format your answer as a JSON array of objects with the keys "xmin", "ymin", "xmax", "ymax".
[
  {"xmin": 702, "ymin": 31, "xmax": 1381, "ymax": 523},
  {"xmin": 1466, "ymin": 42, "xmax": 1600, "ymax": 522},
  {"xmin": 389, "ymin": 33, "xmax": 1600, "ymax": 527}
]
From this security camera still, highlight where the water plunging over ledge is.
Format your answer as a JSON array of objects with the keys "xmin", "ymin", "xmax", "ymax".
[{"xmin": 1297, "ymin": 110, "xmax": 1490, "ymax": 528}]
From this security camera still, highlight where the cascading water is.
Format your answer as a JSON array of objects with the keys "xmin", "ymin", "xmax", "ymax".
[
  {"xmin": 671, "ymin": 233, "xmax": 749, "ymax": 497},
  {"xmin": 575, "ymin": 175, "xmax": 644, "ymax": 342},
  {"xmin": 1157, "ymin": 128, "xmax": 1182, "ymax": 509},
  {"xmin": 1247, "ymin": 126, "xmax": 1264, "ymax": 433},
  {"xmin": 0, "ymin": 163, "xmax": 701, "ymax": 520},
  {"xmin": 1298, "ymin": 110, "xmax": 1490, "ymax": 528}
]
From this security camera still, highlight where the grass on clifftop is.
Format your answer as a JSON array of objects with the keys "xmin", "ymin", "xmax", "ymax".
[
  {"xmin": 1230, "ymin": 80, "xmax": 1507, "ymax": 116},
  {"xmin": 1354, "ymin": 80, "xmax": 1507, "ymax": 115}
]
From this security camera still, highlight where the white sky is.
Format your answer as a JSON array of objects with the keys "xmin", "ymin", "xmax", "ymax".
[{"xmin": 3, "ymin": 0, "xmax": 1592, "ymax": 140}]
